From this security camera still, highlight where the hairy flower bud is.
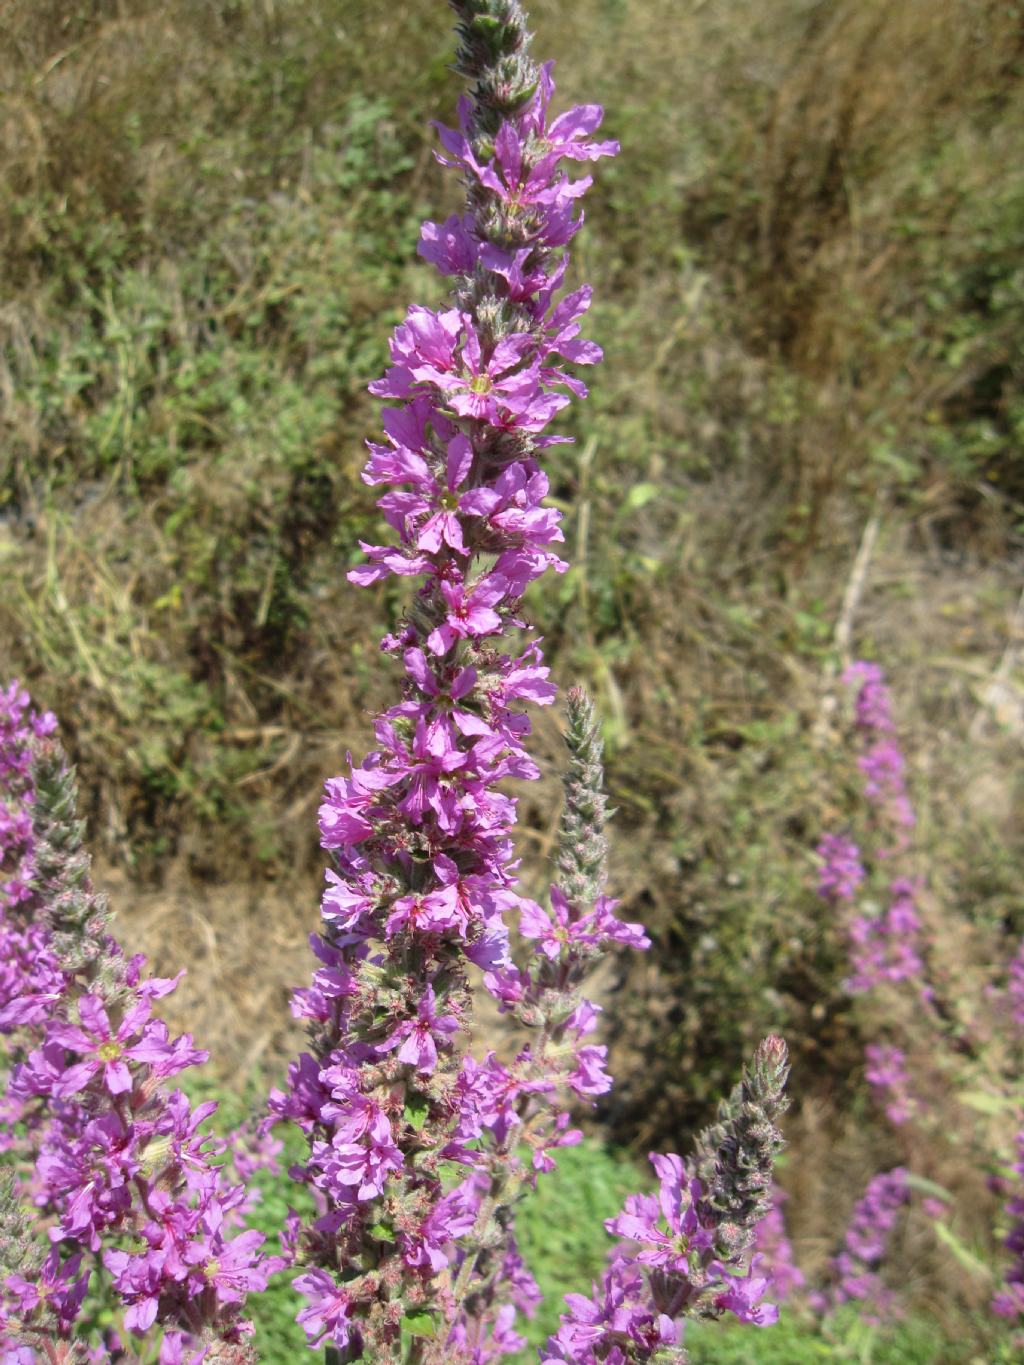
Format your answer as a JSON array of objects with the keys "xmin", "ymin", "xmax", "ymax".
[
  {"xmin": 449, "ymin": 0, "xmax": 539, "ymax": 142},
  {"xmin": 555, "ymin": 686, "xmax": 610, "ymax": 910},
  {"xmin": 690, "ymin": 1036, "xmax": 790, "ymax": 1259},
  {"xmin": 29, "ymin": 740, "xmax": 115, "ymax": 978},
  {"xmin": 0, "ymin": 1169, "xmax": 41, "ymax": 1281}
]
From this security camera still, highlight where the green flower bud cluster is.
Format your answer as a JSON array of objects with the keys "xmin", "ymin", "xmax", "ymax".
[{"xmin": 449, "ymin": 0, "xmax": 539, "ymax": 144}]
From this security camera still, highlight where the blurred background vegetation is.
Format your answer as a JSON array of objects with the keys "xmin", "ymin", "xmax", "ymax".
[{"xmin": 2, "ymin": 0, "xmax": 1023, "ymax": 1357}]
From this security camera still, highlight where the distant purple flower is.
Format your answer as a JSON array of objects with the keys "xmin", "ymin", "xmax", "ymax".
[
  {"xmin": 520, "ymin": 885, "xmax": 650, "ymax": 961},
  {"xmin": 864, "ymin": 1043, "xmax": 917, "ymax": 1125},
  {"xmin": 829, "ymin": 1168, "xmax": 909, "ymax": 1319},
  {"xmin": 816, "ymin": 833, "xmax": 865, "ymax": 903},
  {"xmin": 1007, "ymin": 940, "xmax": 1024, "ymax": 1033},
  {"xmin": 844, "ymin": 877, "xmax": 923, "ymax": 996},
  {"xmin": 753, "ymin": 1189, "xmax": 805, "ymax": 1301},
  {"xmin": 993, "ymin": 1132, "xmax": 1024, "ymax": 1322},
  {"xmin": 843, "ymin": 661, "xmax": 895, "ymax": 733}
]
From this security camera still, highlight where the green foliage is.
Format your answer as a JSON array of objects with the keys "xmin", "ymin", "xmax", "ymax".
[
  {"xmin": 243, "ymin": 1137, "xmax": 317, "ymax": 1361},
  {"xmin": 685, "ymin": 1308, "xmax": 976, "ymax": 1365},
  {"xmin": 4, "ymin": 0, "xmax": 1022, "ymax": 877},
  {"xmin": 512, "ymin": 1139, "xmax": 644, "ymax": 1352},
  {"xmin": 1, "ymin": 58, "xmax": 436, "ymax": 867}
]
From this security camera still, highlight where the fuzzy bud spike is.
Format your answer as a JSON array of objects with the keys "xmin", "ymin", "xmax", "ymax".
[
  {"xmin": 0, "ymin": 1168, "xmax": 41, "ymax": 1281},
  {"xmin": 449, "ymin": 0, "xmax": 539, "ymax": 141},
  {"xmin": 29, "ymin": 739, "xmax": 115, "ymax": 978},
  {"xmin": 554, "ymin": 686, "xmax": 610, "ymax": 911},
  {"xmin": 691, "ymin": 1036, "xmax": 790, "ymax": 1260}
]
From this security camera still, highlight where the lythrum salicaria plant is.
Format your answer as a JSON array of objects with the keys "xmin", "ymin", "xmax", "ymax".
[
  {"xmin": 1, "ymin": 3, "xmax": 789, "ymax": 1362},
  {"xmin": 0, "ymin": 687, "xmax": 283, "ymax": 1364},
  {"xmin": 789, "ymin": 660, "xmax": 1024, "ymax": 1328}
]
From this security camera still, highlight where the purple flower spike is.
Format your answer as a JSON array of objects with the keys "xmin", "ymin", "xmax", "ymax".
[{"xmin": 1, "ymin": 719, "xmax": 276, "ymax": 1358}]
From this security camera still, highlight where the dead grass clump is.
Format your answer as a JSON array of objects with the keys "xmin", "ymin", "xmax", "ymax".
[{"xmin": 684, "ymin": 0, "xmax": 1024, "ymax": 540}]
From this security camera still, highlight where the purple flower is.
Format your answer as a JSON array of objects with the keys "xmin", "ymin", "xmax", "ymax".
[
  {"xmin": 843, "ymin": 661, "xmax": 895, "ymax": 733},
  {"xmin": 402, "ymin": 1177, "xmax": 479, "ymax": 1274},
  {"xmin": 606, "ymin": 1154, "xmax": 711, "ymax": 1273},
  {"xmin": 293, "ymin": 1268, "xmax": 357, "ymax": 1349},
  {"xmin": 816, "ymin": 833, "xmax": 865, "ymax": 903},
  {"xmin": 377, "ymin": 985, "xmax": 461, "ymax": 1072},
  {"xmin": 371, "ymin": 308, "xmax": 560, "ymax": 431},
  {"xmin": 520, "ymin": 885, "xmax": 650, "ymax": 959},
  {"xmin": 385, "ymin": 885, "xmax": 464, "ymax": 938},
  {"xmin": 994, "ymin": 1132, "xmax": 1024, "ymax": 1322},
  {"xmin": 711, "ymin": 1256, "xmax": 779, "ymax": 1326},
  {"xmin": 46, "ymin": 994, "xmax": 204, "ymax": 1098},
  {"xmin": 5, "ymin": 1248, "xmax": 90, "ymax": 1334},
  {"xmin": 265, "ymin": 13, "xmax": 669, "ymax": 1360},
  {"xmin": 418, "ymin": 213, "xmax": 480, "ymax": 276},
  {"xmin": 827, "ymin": 1168, "xmax": 909, "ymax": 1319},
  {"xmin": 864, "ymin": 1043, "xmax": 916, "ymax": 1125},
  {"xmin": 753, "ymin": 1189, "xmax": 805, "ymax": 1301},
  {"xmin": 319, "ymin": 761, "xmax": 400, "ymax": 847},
  {"xmin": 520, "ymin": 63, "xmax": 621, "ymax": 166},
  {"xmin": 425, "ymin": 573, "xmax": 508, "ymax": 655},
  {"xmin": 376, "ymin": 432, "xmax": 479, "ymax": 556},
  {"xmin": 184, "ymin": 1225, "xmax": 279, "ymax": 1305},
  {"xmin": 433, "ymin": 83, "xmax": 616, "ymax": 251}
]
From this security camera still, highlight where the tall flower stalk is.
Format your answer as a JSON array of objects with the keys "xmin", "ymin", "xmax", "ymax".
[
  {"xmin": 269, "ymin": 2, "xmax": 631, "ymax": 1356},
  {"xmin": 811, "ymin": 659, "xmax": 1024, "ymax": 1328},
  {"xmin": 811, "ymin": 1169, "xmax": 910, "ymax": 1322},
  {"xmin": 993, "ymin": 1132, "xmax": 1024, "ymax": 1325},
  {"xmin": 541, "ymin": 1037, "xmax": 790, "ymax": 1364},
  {"xmin": 269, "ymin": 3, "xmax": 785, "ymax": 1362}
]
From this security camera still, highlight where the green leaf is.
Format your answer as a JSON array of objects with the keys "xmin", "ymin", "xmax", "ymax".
[
  {"xmin": 624, "ymin": 481, "xmax": 660, "ymax": 511},
  {"xmin": 401, "ymin": 1309, "xmax": 439, "ymax": 1340},
  {"xmin": 368, "ymin": 1221, "xmax": 395, "ymax": 1243},
  {"xmin": 903, "ymin": 1172, "xmax": 951, "ymax": 1201},
  {"xmin": 932, "ymin": 1220, "xmax": 993, "ymax": 1282},
  {"xmin": 404, "ymin": 1096, "xmax": 429, "ymax": 1131},
  {"xmin": 958, "ymin": 1089, "xmax": 1012, "ymax": 1116}
]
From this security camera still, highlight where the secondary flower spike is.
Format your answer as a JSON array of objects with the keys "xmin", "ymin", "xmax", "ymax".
[{"xmin": 1, "ymin": 726, "xmax": 280, "ymax": 1361}]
